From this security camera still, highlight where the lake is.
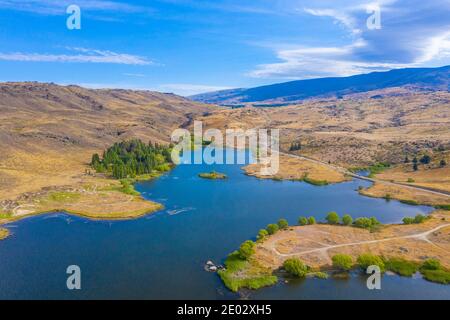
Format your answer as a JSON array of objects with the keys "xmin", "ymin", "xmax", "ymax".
[{"xmin": 0, "ymin": 149, "xmax": 448, "ymax": 299}]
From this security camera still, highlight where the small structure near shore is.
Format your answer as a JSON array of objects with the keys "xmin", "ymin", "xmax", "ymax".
[{"xmin": 204, "ymin": 260, "xmax": 223, "ymax": 272}]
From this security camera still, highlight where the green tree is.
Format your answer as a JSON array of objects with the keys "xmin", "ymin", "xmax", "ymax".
[
  {"xmin": 357, "ymin": 254, "xmax": 385, "ymax": 272},
  {"xmin": 257, "ymin": 229, "xmax": 269, "ymax": 241},
  {"xmin": 421, "ymin": 259, "xmax": 441, "ymax": 271},
  {"xmin": 298, "ymin": 216, "xmax": 308, "ymax": 226},
  {"xmin": 283, "ymin": 258, "xmax": 308, "ymax": 277},
  {"xmin": 342, "ymin": 214, "xmax": 353, "ymax": 226},
  {"xmin": 266, "ymin": 224, "xmax": 279, "ymax": 235},
  {"xmin": 414, "ymin": 214, "xmax": 426, "ymax": 224},
  {"xmin": 440, "ymin": 159, "xmax": 447, "ymax": 167},
  {"xmin": 277, "ymin": 219, "xmax": 289, "ymax": 230},
  {"xmin": 413, "ymin": 163, "xmax": 419, "ymax": 171},
  {"xmin": 420, "ymin": 155, "xmax": 431, "ymax": 165},
  {"xmin": 404, "ymin": 156, "xmax": 410, "ymax": 163},
  {"xmin": 332, "ymin": 254, "xmax": 354, "ymax": 271},
  {"xmin": 238, "ymin": 240, "xmax": 255, "ymax": 260},
  {"xmin": 326, "ymin": 211, "xmax": 340, "ymax": 225},
  {"xmin": 308, "ymin": 216, "xmax": 316, "ymax": 225},
  {"xmin": 402, "ymin": 217, "xmax": 415, "ymax": 224}
]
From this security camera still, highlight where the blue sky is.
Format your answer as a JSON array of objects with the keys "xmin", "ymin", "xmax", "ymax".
[{"xmin": 0, "ymin": 0, "xmax": 449, "ymax": 95}]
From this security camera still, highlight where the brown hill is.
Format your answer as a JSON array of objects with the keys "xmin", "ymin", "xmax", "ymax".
[{"xmin": 0, "ymin": 82, "xmax": 215, "ymax": 202}]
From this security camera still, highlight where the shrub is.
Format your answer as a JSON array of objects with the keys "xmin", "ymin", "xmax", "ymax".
[
  {"xmin": 326, "ymin": 212, "xmax": 340, "ymax": 225},
  {"xmin": 421, "ymin": 259, "xmax": 441, "ymax": 271},
  {"xmin": 354, "ymin": 216, "xmax": 381, "ymax": 230},
  {"xmin": 357, "ymin": 254, "xmax": 385, "ymax": 272},
  {"xmin": 277, "ymin": 219, "xmax": 289, "ymax": 230},
  {"xmin": 421, "ymin": 269, "xmax": 450, "ymax": 284},
  {"xmin": 342, "ymin": 214, "xmax": 353, "ymax": 226},
  {"xmin": 402, "ymin": 217, "xmax": 415, "ymax": 225},
  {"xmin": 257, "ymin": 229, "xmax": 269, "ymax": 241},
  {"xmin": 266, "ymin": 224, "xmax": 279, "ymax": 235},
  {"xmin": 414, "ymin": 214, "xmax": 427, "ymax": 224},
  {"xmin": 385, "ymin": 258, "xmax": 419, "ymax": 277},
  {"xmin": 238, "ymin": 240, "xmax": 255, "ymax": 260},
  {"xmin": 283, "ymin": 258, "xmax": 308, "ymax": 278},
  {"xmin": 298, "ymin": 216, "xmax": 308, "ymax": 226},
  {"xmin": 420, "ymin": 155, "xmax": 431, "ymax": 165},
  {"xmin": 332, "ymin": 254, "xmax": 354, "ymax": 271},
  {"xmin": 308, "ymin": 216, "xmax": 316, "ymax": 225},
  {"xmin": 407, "ymin": 178, "xmax": 415, "ymax": 183}
]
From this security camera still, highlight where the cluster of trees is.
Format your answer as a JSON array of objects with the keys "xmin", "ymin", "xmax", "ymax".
[
  {"xmin": 91, "ymin": 139, "xmax": 173, "ymax": 179},
  {"xmin": 402, "ymin": 214, "xmax": 428, "ymax": 225},
  {"xmin": 257, "ymin": 219, "xmax": 289, "ymax": 241},
  {"xmin": 298, "ymin": 216, "xmax": 316, "ymax": 226},
  {"xmin": 405, "ymin": 154, "xmax": 447, "ymax": 171},
  {"xmin": 289, "ymin": 142, "xmax": 302, "ymax": 151},
  {"xmin": 324, "ymin": 212, "xmax": 381, "ymax": 230},
  {"xmin": 238, "ymin": 240, "xmax": 256, "ymax": 260}
]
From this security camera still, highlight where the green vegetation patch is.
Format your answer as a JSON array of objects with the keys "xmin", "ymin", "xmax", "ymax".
[
  {"xmin": 283, "ymin": 258, "xmax": 308, "ymax": 278},
  {"xmin": 385, "ymin": 258, "xmax": 419, "ymax": 277},
  {"xmin": 218, "ymin": 251, "xmax": 277, "ymax": 292},
  {"xmin": 357, "ymin": 254, "xmax": 385, "ymax": 272},
  {"xmin": 434, "ymin": 204, "xmax": 450, "ymax": 211},
  {"xmin": 198, "ymin": 171, "xmax": 227, "ymax": 180},
  {"xmin": 332, "ymin": 254, "xmax": 354, "ymax": 271},
  {"xmin": 91, "ymin": 139, "xmax": 173, "ymax": 179},
  {"xmin": 303, "ymin": 177, "xmax": 329, "ymax": 186},
  {"xmin": 367, "ymin": 162, "xmax": 390, "ymax": 178},
  {"xmin": 421, "ymin": 269, "xmax": 450, "ymax": 284}
]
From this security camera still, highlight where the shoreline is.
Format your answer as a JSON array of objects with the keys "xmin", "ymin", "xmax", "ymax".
[{"xmin": 218, "ymin": 210, "xmax": 450, "ymax": 292}]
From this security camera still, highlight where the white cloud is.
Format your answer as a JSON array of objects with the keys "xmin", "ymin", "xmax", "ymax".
[
  {"xmin": 249, "ymin": 0, "xmax": 450, "ymax": 80},
  {"xmin": 0, "ymin": 47, "xmax": 153, "ymax": 65}
]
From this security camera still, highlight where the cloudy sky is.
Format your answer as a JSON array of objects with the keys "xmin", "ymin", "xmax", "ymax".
[{"xmin": 0, "ymin": 0, "xmax": 449, "ymax": 95}]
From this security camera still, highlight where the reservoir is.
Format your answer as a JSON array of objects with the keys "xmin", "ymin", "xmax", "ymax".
[{"xmin": 0, "ymin": 150, "xmax": 448, "ymax": 299}]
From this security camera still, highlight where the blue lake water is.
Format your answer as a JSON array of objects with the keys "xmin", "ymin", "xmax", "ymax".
[{"xmin": 0, "ymin": 149, "xmax": 448, "ymax": 299}]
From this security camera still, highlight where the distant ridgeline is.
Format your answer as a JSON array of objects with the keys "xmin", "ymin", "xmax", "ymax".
[{"xmin": 91, "ymin": 139, "xmax": 173, "ymax": 179}]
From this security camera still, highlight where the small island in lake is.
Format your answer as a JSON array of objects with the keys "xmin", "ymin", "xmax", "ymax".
[{"xmin": 199, "ymin": 171, "xmax": 227, "ymax": 180}]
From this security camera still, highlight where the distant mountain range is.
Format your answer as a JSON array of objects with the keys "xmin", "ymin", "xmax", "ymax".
[{"xmin": 190, "ymin": 65, "xmax": 450, "ymax": 106}]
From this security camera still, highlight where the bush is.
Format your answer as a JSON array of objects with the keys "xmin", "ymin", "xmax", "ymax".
[
  {"xmin": 277, "ymin": 219, "xmax": 289, "ymax": 230},
  {"xmin": 257, "ymin": 229, "xmax": 269, "ymax": 241},
  {"xmin": 283, "ymin": 258, "xmax": 308, "ymax": 278},
  {"xmin": 402, "ymin": 217, "xmax": 415, "ymax": 225},
  {"xmin": 421, "ymin": 259, "xmax": 441, "ymax": 271},
  {"xmin": 326, "ymin": 212, "xmax": 340, "ymax": 225},
  {"xmin": 332, "ymin": 254, "xmax": 354, "ymax": 271},
  {"xmin": 354, "ymin": 216, "xmax": 381, "ymax": 230},
  {"xmin": 342, "ymin": 214, "xmax": 353, "ymax": 226},
  {"xmin": 420, "ymin": 155, "xmax": 431, "ymax": 165},
  {"xmin": 308, "ymin": 216, "xmax": 316, "ymax": 225},
  {"xmin": 421, "ymin": 269, "xmax": 450, "ymax": 284},
  {"xmin": 357, "ymin": 254, "xmax": 385, "ymax": 272},
  {"xmin": 385, "ymin": 258, "xmax": 419, "ymax": 277},
  {"xmin": 266, "ymin": 224, "xmax": 279, "ymax": 235},
  {"xmin": 238, "ymin": 240, "xmax": 255, "ymax": 260},
  {"xmin": 414, "ymin": 214, "xmax": 427, "ymax": 224},
  {"xmin": 298, "ymin": 216, "xmax": 308, "ymax": 226}
]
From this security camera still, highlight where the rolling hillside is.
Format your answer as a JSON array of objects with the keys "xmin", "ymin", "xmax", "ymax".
[{"xmin": 0, "ymin": 82, "xmax": 215, "ymax": 201}]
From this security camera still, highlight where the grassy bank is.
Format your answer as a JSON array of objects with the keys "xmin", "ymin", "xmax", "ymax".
[
  {"xmin": 217, "ymin": 251, "xmax": 277, "ymax": 292},
  {"xmin": 0, "ymin": 228, "xmax": 9, "ymax": 240}
]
